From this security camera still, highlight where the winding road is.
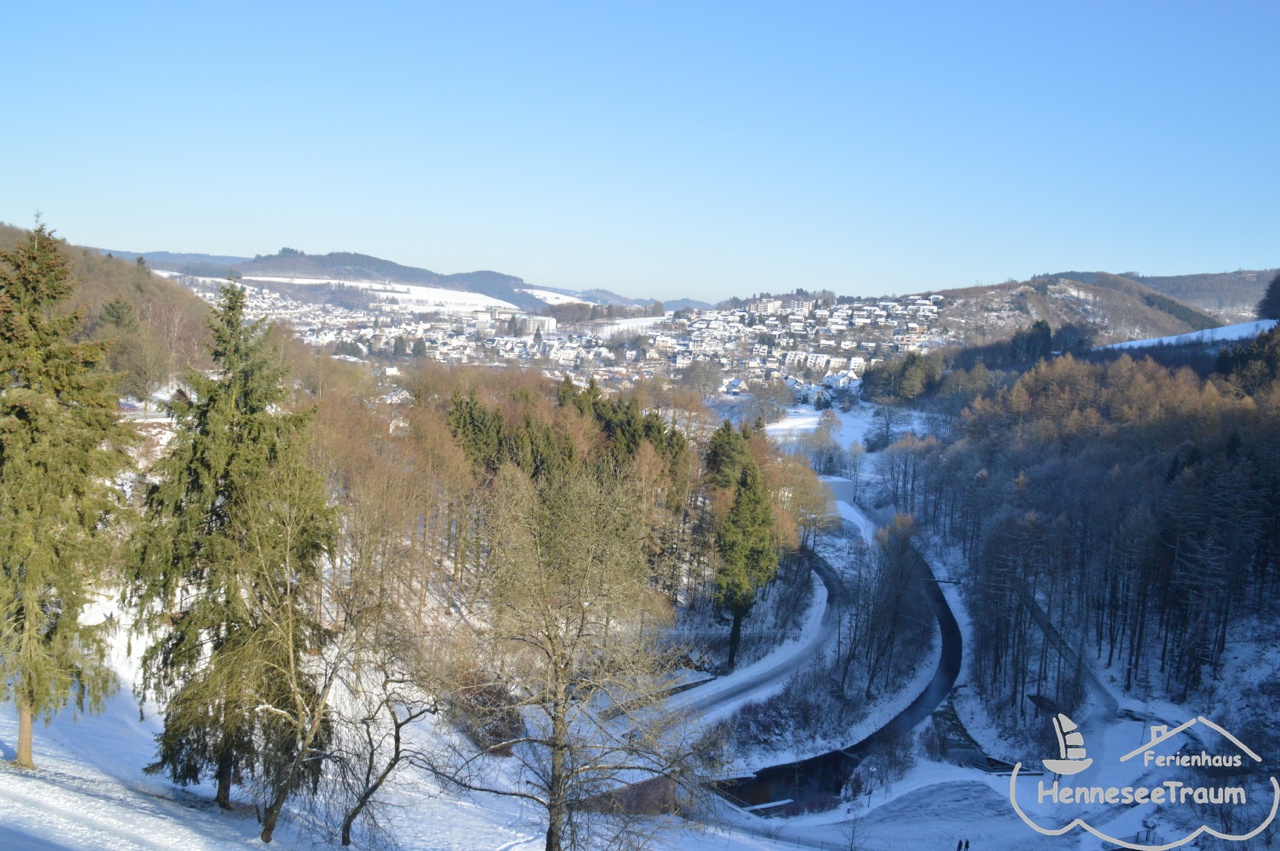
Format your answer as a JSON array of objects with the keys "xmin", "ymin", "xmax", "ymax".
[
  {"xmin": 664, "ymin": 568, "xmax": 837, "ymax": 729},
  {"xmin": 678, "ymin": 481, "xmax": 964, "ymax": 811}
]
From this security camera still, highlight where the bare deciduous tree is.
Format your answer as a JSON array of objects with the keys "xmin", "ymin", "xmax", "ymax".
[{"xmin": 454, "ymin": 464, "xmax": 703, "ymax": 851}]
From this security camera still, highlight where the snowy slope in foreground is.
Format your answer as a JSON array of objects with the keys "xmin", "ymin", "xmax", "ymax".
[
  {"xmin": 0, "ymin": 628, "xmax": 1061, "ymax": 851},
  {"xmin": 0, "ymin": 600, "xmax": 544, "ymax": 850},
  {"xmin": 0, "ymin": 596, "xmax": 787, "ymax": 850},
  {"xmin": 1101, "ymin": 318, "xmax": 1277, "ymax": 351}
]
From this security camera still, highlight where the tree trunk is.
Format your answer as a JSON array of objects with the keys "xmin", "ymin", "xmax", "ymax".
[
  {"xmin": 545, "ymin": 680, "xmax": 569, "ymax": 851},
  {"xmin": 727, "ymin": 609, "xmax": 744, "ymax": 672},
  {"xmin": 261, "ymin": 778, "xmax": 291, "ymax": 843},
  {"xmin": 215, "ymin": 750, "xmax": 234, "ymax": 809},
  {"xmin": 264, "ymin": 675, "xmax": 337, "ymax": 843},
  {"xmin": 262, "ymin": 721, "xmax": 322, "ymax": 841},
  {"xmin": 340, "ymin": 796, "xmax": 367, "ymax": 847},
  {"xmin": 340, "ymin": 726, "xmax": 403, "ymax": 846},
  {"xmin": 545, "ymin": 818, "xmax": 564, "ymax": 851},
  {"xmin": 16, "ymin": 702, "xmax": 34, "ymax": 769}
]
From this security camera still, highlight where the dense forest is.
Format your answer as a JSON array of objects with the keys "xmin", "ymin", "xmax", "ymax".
[{"xmin": 869, "ymin": 323, "xmax": 1280, "ymax": 767}]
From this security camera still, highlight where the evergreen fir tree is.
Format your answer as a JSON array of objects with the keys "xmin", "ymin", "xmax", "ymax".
[
  {"xmin": 126, "ymin": 284, "xmax": 334, "ymax": 813},
  {"xmin": 576, "ymin": 377, "xmax": 603, "ymax": 417},
  {"xmin": 715, "ymin": 460, "xmax": 777, "ymax": 670},
  {"xmin": 0, "ymin": 225, "xmax": 130, "ymax": 768},
  {"xmin": 704, "ymin": 419, "xmax": 748, "ymax": 489},
  {"xmin": 447, "ymin": 390, "xmax": 507, "ymax": 473},
  {"xmin": 555, "ymin": 374, "xmax": 576, "ymax": 408},
  {"xmin": 1258, "ymin": 271, "xmax": 1280, "ymax": 321}
]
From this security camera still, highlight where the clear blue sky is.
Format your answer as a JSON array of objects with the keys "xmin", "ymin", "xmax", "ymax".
[{"xmin": 3, "ymin": 1, "xmax": 1276, "ymax": 302}]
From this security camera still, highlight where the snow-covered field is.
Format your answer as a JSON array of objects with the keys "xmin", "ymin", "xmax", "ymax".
[
  {"xmin": 762, "ymin": 400, "xmax": 933, "ymax": 452},
  {"xmin": 593, "ymin": 315, "xmax": 667, "ymax": 339},
  {"xmin": 518, "ymin": 288, "xmax": 590, "ymax": 306},
  {"xmin": 236, "ymin": 276, "xmax": 521, "ymax": 313}
]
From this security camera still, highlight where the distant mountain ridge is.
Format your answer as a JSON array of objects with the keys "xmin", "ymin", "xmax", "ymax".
[
  {"xmin": 103, "ymin": 246, "xmax": 649, "ymax": 314},
  {"xmin": 106, "ymin": 249, "xmax": 250, "ymax": 267},
  {"xmin": 1046, "ymin": 269, "xmax": 1275, "ymax": 322},
  {"xmin": 938, "ymin": 274, "xmax": 1224, "ymax": 347},
  {"xmin": 235, "ymin": 249, "xmax": 546, "ymax": 311},
  {"xmin": 665, "ymin": 298, "xmax": 715, "ymax": 312},
  {"xmin": 101, "ymin": 241, "xmax": 1271, "ymax": 331}
]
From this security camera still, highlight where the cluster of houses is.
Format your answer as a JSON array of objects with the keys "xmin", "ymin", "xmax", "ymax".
[{"xmin": 184, "ymin": 279, "xmax": 954, "ymax": 407}]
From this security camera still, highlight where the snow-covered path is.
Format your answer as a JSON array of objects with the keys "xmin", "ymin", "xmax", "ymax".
[
  {"xmin": 666, "ymin": 570, "xmax": 833, "ymax": 729},
  {"xmin": 664, "ymin": 470, "xmax": 901, "ymax": 736}
]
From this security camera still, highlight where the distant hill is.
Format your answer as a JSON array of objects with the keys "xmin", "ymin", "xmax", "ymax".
[
  {"xmin": 104, "ymin": 250, "xmax": 249, "ymax": 281},
  {"xmin": 3, "ymin": 225, "xmax": 209, "ymax": 333},
  {"xmin": 100, "ymin": 241, "xmax": 1266, "ymax": 331},
  {"xmin": 2, "ymin": 222, "xmax": 213, "ymax": 401},
  {"xmin": 210, "ymin": 249, "xmax": 545, "ymax": 312},
  {"xmin": 665, "ymin": 298, "xmax": 715, "ymax": 312},
  {"xmin": 107, "ymin": 249, "xmax": 251, "ymax": 268},
  {"xmin": 573, "ymin": 287, "xmax": 650, "ymax": 308},
  {"xmin": 106, "ymin": 246, "xmax": 654, "ymax": 315},
  {"xmin": 1047, "ymin": 269, "xmax": 1275, "ymax": 322},
  {"xmin": 936, "ymin": 274, "xmax": 1222, "ymax": 348}
]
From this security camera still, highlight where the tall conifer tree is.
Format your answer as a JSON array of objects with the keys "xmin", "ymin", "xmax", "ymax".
[
  {"xmin": 1258, "ymin": 271, "xmax": 1280, "ymax": 321},
  {"xmin": 0, "ymin": 225, "xmax": 129, "ymax": 768},
  {"xmin": 715, "ymin": 460, "xmax": 777, "ymax": 670},
  {"xmin": 127, "ymin": 284, "xmax": 333, "ymax": 814},
  {"xmin": 704, "ymin": 419, "xmax": 748, "ymax": 489}
]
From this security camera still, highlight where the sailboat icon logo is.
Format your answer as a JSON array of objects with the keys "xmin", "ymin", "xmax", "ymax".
[{"xmin": 1043, "ymin": 713, "xmax": 1093, "ymax": 775}]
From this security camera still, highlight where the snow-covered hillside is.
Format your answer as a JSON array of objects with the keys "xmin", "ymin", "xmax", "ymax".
[
  {"xmin": 153, "ymin": 270, "xmax": 524, "ymax": 314},
  {"xmin": 238, "ymin": 276, "xmax": 521, "ymax": 313},
  {"xmin": 518, "ymin": 288, "xmax": 590, "ymax": 306},
  {"xmin": 1101, "ymin": 318, "xmax": 1278, "ymax": 351}
]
